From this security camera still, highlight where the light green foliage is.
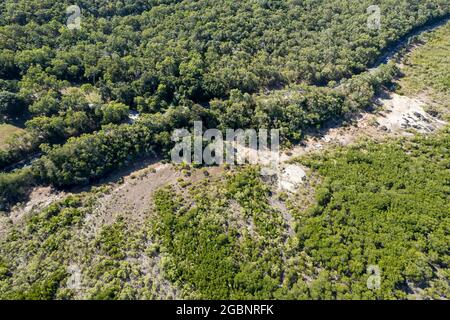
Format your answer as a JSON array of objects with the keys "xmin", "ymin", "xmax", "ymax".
[
  {"xmin": 1, "ymin": 130, "xmax": 449, "ymax": 299},
  {"xmin": 295, "ymin": 129, "xmax": 450, "ymax": 299},
  {"xmin": 0, "ymin": 195, "xmax": 86, "ymax": 299},
  {"xmin": 151, "ymin": 167, "xmax": 286, "ymax": 299},
  {"xmin": 399, "ymin": 21, "xmax": 450, "ymax": 114},
  {"xmin": 0, "ymin": 0, "xmax": 449, "ymax": 301},
  {"xmin": 0, "ymin": 190, "xmax": 174, "ymax": 300},
  {"xmin": 0, "ymin": 123, "xmax": 24, "ymax": 149},
  {"xmin": 151, "ymin": 130, "xmax": 450, "ymax": 300}
]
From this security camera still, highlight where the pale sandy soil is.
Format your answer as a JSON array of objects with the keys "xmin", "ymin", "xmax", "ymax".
[
  {"xmin": 275, "ymin": 92, "xmax": 446, "ymax": 193},
  {"xmin": 377, "ymin": 93, "xmax": 446, "ymax": 133},
  {"xmin": 284, "ymin": 93, "xmax": 445, "ymax": 157},
  {"xmin": 0, "ymin": 88, "xmax": 445, "ymax": 299},
  {"xmin": 0, "ymin": 19, "xmax": 447, "ymax": 300},
  {"xmin": 4, "ymin": 17, "xmax": 449, "ymax": 223},
  {"xmin": 6, "ymin": 90, "xmax": 445, "ymax": 225},
  {"xmin": 86, "ymin": 163, "xmax": 178, "ymax": 233},
  {"xmin": 8, "ymin": 186, "xmax": 67, "ymax": 225},
  {"xmin": 1, "ymin": 30, "xmax": 447, "ymax": 299}
]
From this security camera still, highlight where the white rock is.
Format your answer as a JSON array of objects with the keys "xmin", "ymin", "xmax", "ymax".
[{"xmin": 280, "ymin": 164, "xmax": 307, "ymax": 192}]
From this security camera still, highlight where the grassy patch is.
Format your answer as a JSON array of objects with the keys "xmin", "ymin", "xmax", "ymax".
[
  {"xmin": 399, "ymin": 22, "xmax": 450, "ymax": 111},
  {"xmin": 0, "ymin": 124, "xmax": 24, "ymax": 150}
]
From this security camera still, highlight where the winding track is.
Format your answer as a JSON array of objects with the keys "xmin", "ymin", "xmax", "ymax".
[{"xmin": 371, "ymin": 15, "xmax": 450, "ymax": 68}]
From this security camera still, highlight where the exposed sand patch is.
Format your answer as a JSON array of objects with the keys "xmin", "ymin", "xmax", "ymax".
[
  {"xmin": 9, "ymin": 186, "xmax": 67, "ymax": 224},
  {"xmin": 231, "ymin": 90, "xmax": 447, "ymax": 196},
  {"xmin": 72, "ymin": 162, "xmax": 187, "ymax": 299},
  {"xmin": 279, "ymin": 164, "xmax": 307, "ymax": 193},
  {"xmin": 377, "ymin": 93, "xmax": 446, "ymax": 134},
  {"xmin": 88, "ymin": 163, "xmax": 178, "ymax": 228},
  {"xmin": 85, "ymin": 162, "xmax": 224, "ymax": 238},
  {"xmin": 282, "ymin": 92, "xmax": 446, "ymax": 160},
  {"xmin": 8, "ymin": 91, "xmax": 446, "ymax": 225}
]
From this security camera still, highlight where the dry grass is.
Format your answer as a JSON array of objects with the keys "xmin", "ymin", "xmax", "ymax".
[
  {"xmin": 398, "ymin": 21, "xmax": 450, "ymax": 117},
  {"xmin": 0, "ymin": 124, "xmax": 24, "ymax": 150}
]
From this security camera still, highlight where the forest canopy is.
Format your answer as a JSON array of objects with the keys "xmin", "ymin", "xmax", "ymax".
[
  {"xmin": 2, "ymin": 0, "xmax": 444, "ymax": 208},
  {"xmin": 0, "ymin": 0, "xmax": 449, "ymax": 301}
]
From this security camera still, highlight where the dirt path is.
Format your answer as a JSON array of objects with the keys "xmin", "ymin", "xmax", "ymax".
[
  {"xmin": 372, "ymin": 16, "xmax": 450, "ymax": 68},
  {"xmin": 4, "ymin": 17, "xmax": 448, "ymax": 232},
  {"xmin": 275, "ymin": 91, "xmax": 447, "ymax": 193},
  {"xmin": 87, "ymin": 163, "xmax": 178, "ymax": 230},
  {"xmin": 6, "ymin": 90, "xmax": 445, "ymax": 227}
]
